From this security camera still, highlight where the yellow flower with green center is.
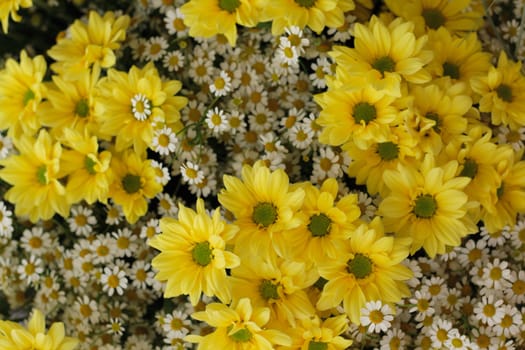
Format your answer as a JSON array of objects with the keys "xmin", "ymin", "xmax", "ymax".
[
  {"xmin": 316, "ymin": 218, "xmax": 412, "ymax": 324},
  {"xmin": 0, "ymin": 309, "xmax": 78, "ymax": 350},
  {"xmin": 315, "ymin": 86, "xmax": 399, "ymax": 150},
  {"xmin": 286, "ymin": 315, "xmax": 353, "ymax": 349},
  {"xmin": 47, "ymin": 11, "xmax": 130, "ymax": 77},
  {"xmin": 58, "ymin": 128, "xmax": 113, "ymax": 205},
  {"xmin": 0, "ymin": 50, "xmax": 46, "ymax": 137},
  {"xmin": 149, "ymin": 199, "xmax": 240, "ymax": 305},
  {"xmin": 38, "ymin": 67, "xmax": 100, "ymax": 138},
  {"xmin": 109, "ymin": 151, "xmax": 162, "ymax": 224},
  {"xmin": 180, "ymin": 0, "xmax": 260, "ymax": 46},
  {"xmin": 378, "ymin": 154, "xmax": 478, "ymax": 257},
  {"xmin": 185, "ymin": 298, "xmax": 292, "ymax": 349},
  {"xmin": 258, "ymin": 0, "xmax": 355, "ymax": 35},
  {"xmin": 288, "ymin": 178, "xmax": 361, "ymax": 264},
  {"xmin": 471, "ymin": 51, "xmax": 525, "ymax": 130},
  {"xmin": 218, "ymin": 160, "xmax": 305, "ymax": 259},
  {"xmin": 0, "ymin": 130, "xmax": 69, "ymax": 222},
  {"xmin": 0, "ymin": 0, "xmax": 32, "ymax": 33},
  {"xmin": 95, "ymin": 63, "xmax": 187, "ymax": 155},
  {"xmin": 328, "ymin": 16, "xmax": 433, "ymax": 97},
  {"xmin": 229, "ymin": 252, "xmax": 318, "ymax": 326},
  {"xmin": 385, "ymin": 0, "xmax": 483, "ymax": 36}
]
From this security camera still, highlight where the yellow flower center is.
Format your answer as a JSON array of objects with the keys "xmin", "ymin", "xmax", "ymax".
[
  {"xmin": 308, "ymin": 213, "xmax": 331, "ymax": 237},
  {"xmin": 219, "ymin": 0, "xmax": 241, "ymax": 13},
  {"xmin": 25, "ymin": 263, "xmax": 35, "ymax": 275},
  {"xmin": 422, "ymin": 8, "xmax": 445, "ymax": 29},
  {"xmin": 75, "ymin": 214, "xmax": 87, "ymax": 227},
  {"xmin": 192, "ymin": 241, "xmax": 212, "ymax": 266},
  {"xmin": 308, "ymin": 341, "xmax": 328, "ymax": 350},
  {"xmin": 173, "ymin": 18, "xmax": 186, "ymax": 31},
  {"xmin": 372, "ymin": 56, "xmax": 395, "ymax": 76},
  {"xmin": 259, "ymin": 279, "xmax": 279, "ymax": 300},
  {"xmin": 29, "ymin": 236, "xmax": 42, "ymax": 249},
  {"xmin": 496, "ymin": 84, "xmax": 513, "ymax": 102},
  {"xmin": 413, "ymin": 194, "xmax": 437, "ymax": 218},
  {"xmin": 23, "ymin": 89, "xmax": 35, "ymax": 106},
  {"xmin": 369, "ymin": 310, "xmax": 384, "ymax": 324},
  {"xmin": 501, "ymin": 314, "xmax": 513, "ymax": 328},
  {"xmin": 107, "ymin": 274, "xmax": 120, "ymax": 288},
  {"xmin": 229, "ymin": 327, "xmax": 252, "ymax": 342},
  {"xmin": 436, "ymin": 328, "xmax": 448, "ymax": 342},
  {"xmin": 417, "ymin": 298, "xmax": 429, "ymax": 311},
  {"xmin": 353, "ymin": 102, "xmax": 376, "ymax": 124},
  {"xmin": 295, "ymin": 0, "xmax": 317, "ymax": 8},
  {"xmin": 451, "ymin": 338, "xmax": 463, "ymax": 348},
  {"xmin": 483, "ymin": 304, "xmax": 495, "ymax": 317},
  {"xmin": 460, "ymin": 158, "xmax": 478, "ymax": 178},
  {"xmin": 122, "ymin": 174, "xmax": 142, "ymax": 194},
  {"xmin": 443, "ymin": 62, "xmax": 460, "ymax": 79},
  {"xmin": 214, "ymin": 77, "xmax": 226, "ymax": 90},
  {"xmin": 377, "ymin": 141, "xmax": 399, "ymax": 161},
  {"xmin": 252, "ymin": 202, "xmax": 277, "ymax": 228},
  {"xmin": 79, "ymin": 304, "xmax": 92, "ymax": 317},
  {"xmin": 136, "ymin": 269, "xmax": 147, "ymax": 281},
  {"xmin": 347, "ymin": 253, "xmax": 373, "ymax": 279},
  {"xmin": 36, "ymin": 165, "xmax": 48, "ymax": 185},
  {"xmin": 75, "ymin": 99, "xmax": 90, "ymax": 118},
  {"xmin": 158, "ymin": 134, "xmax": 170, "ymax": 147},
  {"xmin": 97, "ymin": 245, "xmax": 109, "ymax": 257},
  {"xmin": 512, "ymin": 279, "xmax": 525, "ymax": 295},
  {"xmin": 490, "ymin": 267, "xmax": 502, "ymax": 280}
]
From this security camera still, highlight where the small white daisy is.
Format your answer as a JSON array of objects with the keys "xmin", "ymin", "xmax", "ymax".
[
  {"xmin": 101, "ymin": 265, "xmax": 128, "ymax": 296},
  {"xmin": 209, "ymin": 71, "xmax": 232, "ymax": 97},
  {"xmin": 18, "ymin": 255, "xmax": 43, "ymax": 286},
  {"xmin": 68, "ymin": 205, "xmax": 97, "ymax": 236},
  {"xmin": 163, "ymin": 50, "xmax": 185, "ymax": 72},
  {"xmin": 205, "ymin": 107, "xmax": 229, "ymax": 134},
  {"xmin": 180, "ymin": 161, "xmax": 204, "ymax": 185},
  {"xmin": 360, "ymin": 300, "xmax": 394, "ymax": 334},
  {"xmin": 143, "ymin": 36, "xmax": 168, "ymax": 61},
  {"xmin": 151, "ymin": 126, "xmax": 178, "ymax": 155}
]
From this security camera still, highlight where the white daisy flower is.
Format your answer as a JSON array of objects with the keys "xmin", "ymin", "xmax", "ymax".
[
  {"xmin": 209, "ymin": 70, "xmax": 232, "ymax": 97},
  {"xmin": 101, "ymin": 265, "xmax": 128, "ymax": 296}
]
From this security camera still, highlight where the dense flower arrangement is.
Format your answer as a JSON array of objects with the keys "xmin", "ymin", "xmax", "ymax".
[{"xmin": 0, "ymin": 0, "xmax": 525, "ymax": 349}]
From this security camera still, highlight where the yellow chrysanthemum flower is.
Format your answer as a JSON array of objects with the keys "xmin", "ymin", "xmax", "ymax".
[
  {"xmin": 282, "ymin": 314, "xmax": 353, "ymax": 349},
  {"xmin": 229, "ymin": 252, "xmax": 318, "ymax": 326},
  {"xmin": 328, "ymin": 16, "xmax": 433, "ymax": 97},
  {"xmin": 96, "ymin": 63, "xmax": 187, "ymax": 155},
  {"xmin": 58, "ymin": 128, "xmax": 113, "ymax": 205},
  {"xmin": 426, "ymin": 28, "xmax": 491, "ymax": 90},
  {"xmin": 47, "ymin": 11, "xmax": 130, "ymax": 77},
  {"xmin": 0, "ymin": 0, "xmax": 32, "ymax": 33},
  {"xmin": 181, "ymin": 0, "xmax": 260, "ymax": 46},
  {"xmin": 378, "ymin": 154, "xmax": 478, "ymax": 257},
  {"xmin": 0, "ymin": 50, "xmax": 46, "ymax": 137},
  {"xmin": 38, "ymin": 67, "xmax": 101, "ymax": 137},
  {"xmin": 315, "ymin": 86, "xmax": 399, "ymax": 150},
  {"xmin": 316, "ymin": 218, "xmax": 412, "ymax": 324},
  {"xmin": 109, "ymin": 151, "xmax": 162, "ymax": 224},
  {"xmin": 344, "ymin": 125, "xmax": 420, "ymax": 196},
  {"xmin": 259, "ymin": 0, "xmax": 355, "ymax": 35},
  {"xmin": 288, "ymin": 178, "xmax": 360, "ymax": 264},
  {"xmin": 0, "ymin": 130, "xmax": 69, "ymax": 222},
  {"xmin": 385, "ymin": 0, "xmax": 483, "ymax": 36},
  {"xmin": 149, "ymin": 199, "xmax": 240, "ymax": 305},
  {"xmin": 185, "ymin": 298, "xmax": 292, "ymax": 349},
  {"xmin": 0, "ymin": 309, "xmax": 78, "ymax": 350},
  {"xmin": 218, "ymin": 161, "xmax": 305, "ymax": 258},
  {"xmin": 471, "ymin": 51, "xmax": 525, "ymax": 130}
]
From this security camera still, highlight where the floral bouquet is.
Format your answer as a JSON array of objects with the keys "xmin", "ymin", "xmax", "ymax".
[{"xmin": 0, "ymin": 0, "xmax": 524, "ymax": 349}]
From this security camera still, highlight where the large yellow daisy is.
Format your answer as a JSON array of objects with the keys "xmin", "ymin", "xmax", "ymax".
[
  {"xmin": 378, "ymin": 154, "xmax": 478, "ymax": 257},
  {"xmin": 316, "ymin": 218, "xmax": 412, "ymax": 324},
  {"xmin": 328, "ymin": 16, "xmax": 433, "ymax": 97},
  {"xmin": 218, "ymin": 161, "xmax": 305, "ymax": 259},
  {"xmin": 0, "ymin": 130, "xmax": 69, "ymax": 222},
  {"xmin": 149, "ymin": 199, "xmax": 240, "ymax": 305},
  {"xmin": 181, "ymin": 0, "xmax": 260, "ymax": 46}
]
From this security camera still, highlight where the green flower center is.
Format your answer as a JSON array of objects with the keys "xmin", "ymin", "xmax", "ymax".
[
  {"xmin": 377, "ymin": 141, "xmax": 399, "ymax": 161},
  {"xmin": 229, "ymin": 327, "xmax": 252, "ymax": 342},
  {"xmin": 36, "ymin": 165, "xmax": 48, "ymax": 185},
  {"xmin": 353, "ymin": 102, "xmax": 377, "ymax": 125},
  {"xmin": 413, "ymin": 194, "xmax": 437, "ymax": 218},
  {"xmin": 314, "ymin": 277, "xmax": 328, "ymax": 290},
  {"xmin": 459, "ymin": 158, "xmax": 478, "ymax": 178},
  {"xmin": 425, "ymin": 112, "xmax": 441, "ymax": 133},
  {"xmin": 422, "ymin": 8, "xmax": 446, "ymax": 29},
  {"xmin": 372, "ymin": 56, "xmax": 395, "ymax": 76},
  {"xmin": 496, "ymin": 84, "xmax": 513, "ymax": 102},
  {"xmin": 259, "ymin": 280, "xmax": 279, "ymax": 300},
  {"xmin": 295, "ymin": 0, "xmax": 317, "ymax": 8},
  {"xmin": 347, "ymin": 253, "xmax": 373, "ymax": 279},
  {"xmin": 122, "ymin": 174, "xmax": 141, "ymax": 194},
  {"xmin": 497, "ymin": 183, "xmax": 504, "ymax": 199},
  {"xmin": 219, "ymin": 0, "xmax": 241, "ymax": 12},
  {"xmin": 308, "ymin": 213, "xmax": 331, "ymax": 237},
  {"xmin": 85, "ymin": 155, "xmax": 97, "ymax": 175},
  {"xmin": 252, "ymin": 202, "xmax": 277, "ymax": 228},
  {"xmin": 75, "ymin": 99, "xmax": 90, "ymax": 118},
  {"xmin": 23, "ymin": 89, "xmax": 35, "ymax": 106},
  {"xmin": 192, "ymin": 241, "xmax": 213, "ymax": 266},
  {"xmin": 309, "ymin": 341, "xmax": 328, "ymax": 350},
  {"xmin": 442, "ymin": 62, "xmax": 460, "ymax": 79}
]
